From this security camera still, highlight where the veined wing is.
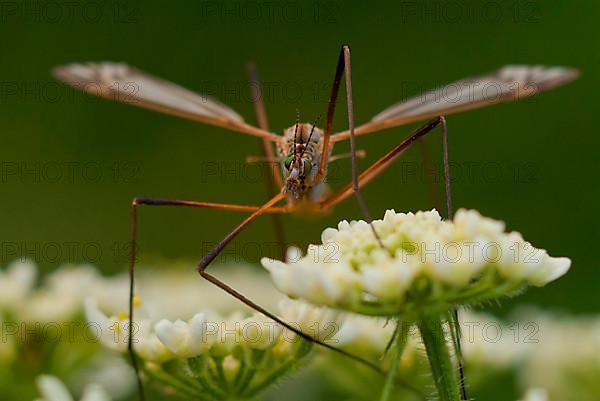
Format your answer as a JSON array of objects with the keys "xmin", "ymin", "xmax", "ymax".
[
  {"xmin": 332, "ymin": 65, "xmax": 578, "ymax": 142},
  {"xmin": 53, "ymin": 62, "xmax": 280, "ymax": 141}
]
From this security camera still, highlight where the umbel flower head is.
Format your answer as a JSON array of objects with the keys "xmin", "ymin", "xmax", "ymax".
[
  {"xmin": 85, "ymin": 298, "xmax": 340, "ymax": 400},
  {"xmin": 262, "ymin": 209, "xmax": 570, "ymax": 317}
]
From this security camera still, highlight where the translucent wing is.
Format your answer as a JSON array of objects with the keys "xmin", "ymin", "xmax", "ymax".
[
  {"xmin": 332, "ymin": 65, "xmax": 578, "ymax": 141},
  {"xmin": 53, "ymin": 62, "xmax": 279, "ymax": 141}
]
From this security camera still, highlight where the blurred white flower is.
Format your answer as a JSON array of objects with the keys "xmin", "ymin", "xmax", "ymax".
[
  {"xmin": 516, "ymin": 309, "xmax": 600, "ymax": 401},
  {"xmin": 20, "ymin": 264, "xmax": 109, "ymax": 323},
  {"xmin": 278, "ymin": 299, "xmax": 341, "ymax": 342},
  {"xmin": 456, "ymin": 308, "xmax": 600, "ymax": 401},
  {"xmin": 69, "ymin": 354, "xmax": 135, "ymax": 400},
  {"xmin": 333, "ymin": 314, "xmax": 422, "ymax": 370},
  {"xmin": 149, "ymin": 300, "xmax": 339, "ymax": 359},
  {"xmin": 0, "ymin": 259, "xmax": 36, "ymax": 310},
  {"xmin": 84, "ymin": 298, "xmax": 129, "ymax": 353},
  {"xmin": 6, "ymin": 260, "xmax": 283, "ymax": 325},
  {"xmin": 85, "ymin": 288, "xmax": 339, "ymax": 400},
  {"xmin": 34, "ymin": 375, "xmax": 111, "ymax": 401},
  {"xmin": 333, "ymin": 314, "xmax": 395, "ymax": 356},
  {"xmin": 0, "ymin": 314, "xmax": 17, "ymax": 365},
  {"xmin": 135, "ymin": 327, "xmax": 173, "ymax": 363},
  {"xmin": 238, "ymin": 312, "xmax": 283, "ymax": 350},
  {"xmin": 84, "ymin": 298, "xmax": 172, "ymax": 363},
  {"xmin": 262, "ymin": 209, "xmax": 570, "ymax": 316},
  {"xmin": 518, "ymin": 388, "xmax": 549, "ymax": 401},
  {"xmin": 2, "ymin": 260, "xmax": 288, "ymax": 401},
  {"xmin": 94, "ymin": 263, "xmax": 284, "ymax": 321},
  {"xmin": 86, "ymin": 293, "xmax": 339, "ymax": 400},
  {"xmin": 460, "ymin": 310, "xmax": 531, "ymax": 369}
]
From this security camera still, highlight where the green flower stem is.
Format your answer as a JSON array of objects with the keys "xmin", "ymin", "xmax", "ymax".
[
  {"xmin": 244, "ymin": 358, "xmax": 296, "ymax": 398},
  {"xmin": 232, "ymin": 361, "xmax": 247, "ymax": 389},
  {"xmin": 215, "ymin": 357, "xmax": 230, "ymax": 390},
  {"xmin": 144, "ymin": 364, "xmax": 208, "ymax": 400},
  {"xmin": 244, "ymin": 340, "xmax": 312, "ymax": 398},
  {"xmin": 188, "ymin": 356, "xmax": 227, "ymax": 399},
  {"xmin": 418, "ymin": 314, "xmax": 461, "ymax": 401},
  {"xmin": 379, "ymin": 321, "xmax": 409, "ymax": 401}
]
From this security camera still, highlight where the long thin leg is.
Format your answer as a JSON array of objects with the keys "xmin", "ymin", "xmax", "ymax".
[
  {"xmin": 438, "ymin": 118, "xmax": 468, "ymax": 401},
  {"xmin": 321, "ymin": 117, "xmax": 445, "ymax": 209},
  {"xmin": 314, "ymin": 47, "xmax": 345, "ymax": 182},
  {"xmin": 440, "ymin": 117, "xmax": 453, "ymax": 220},
  {"xmin": 127, "ymin": 196, "xmax": 288, "ymax": 400},
  {"xmin": 131, "ymin": 197, "xmax": 287, "ymax": 213},
  {"xmin": 199, "ymin": 267, "xmax": 385, "ymax": 372},
  {"xmin": 418, "ymin": 139, "xmax": 443, "ymax": 211},
  {"xmin": 341, "ymin": 46, "xmax": 382, "ymax": 246},
  {"xmin": 246, "ymin": 63, "xmax": 283, "ymax": 189},
  {"xmin": 313, "ymin": 45, "xmax": 382, "ymax": 243},
  {"xmin": 128, "ymin": 204, "xmax": 144, "ymax": 401},
  {"xmin": 246, "ymin": 63, "xmax": 287, "ymax": 260},
  {"xmin": 196, "ymin": 193, "xmax": 286, "ymax": 269}
]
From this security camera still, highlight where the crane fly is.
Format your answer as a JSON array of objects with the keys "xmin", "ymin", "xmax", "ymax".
[{"xmin": 53, "ymin": 46, "xmax": 578, "ymax": 400}]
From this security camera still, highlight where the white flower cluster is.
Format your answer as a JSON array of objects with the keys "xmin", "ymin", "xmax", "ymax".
[
  {"xmin": 517, "ymin": 310, "xmax": 600, "ymax": 401},
  {"xmin": 455, "ymin": 308, "xmax": 600, "ymax": 401},
  {"xmin": 262, "ymin": 209, "xmax": 570, "ymax": 316},
  {"xmin": 135, "ymin": 261, "xmax": 284, "ymax": 321},
  {"xmin": 0, "ymin": 259, "xmax": 118, "ymax": 323},
  {"xmin": 85, "ymin": 297, "xmax": 340, "ymax": 400},
  {"xmin": 0, "ymin": 259, "xmax": 37, "ymax": 310},
  {"xmin": 2, "ymin": 259, "xmax": 345, "ymax": 401},
  {"xmin": 0, "ymin": 259, "xmax": 284, "ymax": 325},
  {"xmin": 0, "ymin": 260, "xmax": 139, "ymax": 399}
]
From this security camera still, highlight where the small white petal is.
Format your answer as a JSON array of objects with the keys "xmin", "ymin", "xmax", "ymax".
[
  {"xmin": 155, "ymin": 319, "xmax": 189, "ymax": 355},
  {"xmin": 518, "ymin": 388, "xmax": 549, "ymax": 401},
  {"xmin": 529, "ymin": 256, "xmax": 571, "ymax": 286},
  {"xmin": 80, "ymin": 384, "xmax": 111, "ymax": 401},
  {"xmin": 36, "ymin": 375, "xmax": 75, "ymax": 401},
  {"xmin": 189, "ymin": 312, "xmax": 213, "ymax": 354}
]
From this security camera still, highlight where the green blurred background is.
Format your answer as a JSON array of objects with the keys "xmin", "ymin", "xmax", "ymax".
[{"xmin": 0, "ymin": 0, "xmax": 596, "ymax": 328}]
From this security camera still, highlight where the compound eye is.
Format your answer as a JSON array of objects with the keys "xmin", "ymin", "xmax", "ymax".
[
  {"xmin": 284, "ymin": 155, "xmax": 294, "ymax": 170},
  {"xmin": 302, "ymin": 159, "xmax": 313, "ymax": 174}
]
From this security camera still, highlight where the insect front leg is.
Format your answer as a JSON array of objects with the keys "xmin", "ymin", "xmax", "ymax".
[
  {"xmin": 127, "ymin": 195, "xmax": 287, "ymax": 400},
  {"xmin": 317, "ymin": 45, "xmax": 383, "ymax": 244}
]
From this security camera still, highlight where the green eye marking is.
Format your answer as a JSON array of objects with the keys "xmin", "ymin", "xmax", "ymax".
[
  {"xmin": 303, "ymin": 159, "xmax": 313, "ymax": 174},
  {"xmin": 284, "ymin": 155, "xmax": 294, "ymax": 170}
]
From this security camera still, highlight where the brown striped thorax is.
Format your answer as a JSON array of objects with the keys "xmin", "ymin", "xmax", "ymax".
[{"xmin": 277, "ymin": 123, "xmax": 331, "ymax": 203}]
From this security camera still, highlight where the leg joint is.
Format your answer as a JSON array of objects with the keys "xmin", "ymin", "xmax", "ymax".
[{"xmin": 132, "ymin": 197, "xmax": 158, "ymax": 206}]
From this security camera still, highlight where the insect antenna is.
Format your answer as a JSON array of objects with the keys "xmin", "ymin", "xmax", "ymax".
[
  {"xmin": 304, "ymin": 114, "xmax": 321, "ymax": 148},
  {"xmin": 293, "ymin": 110, "xmax": 300, "ymax": 155}
]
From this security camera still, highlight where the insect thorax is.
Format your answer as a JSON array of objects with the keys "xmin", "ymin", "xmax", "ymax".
[{"xmin": 278, "ymin": 123, "xmax": 330, "ymax": 203}]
